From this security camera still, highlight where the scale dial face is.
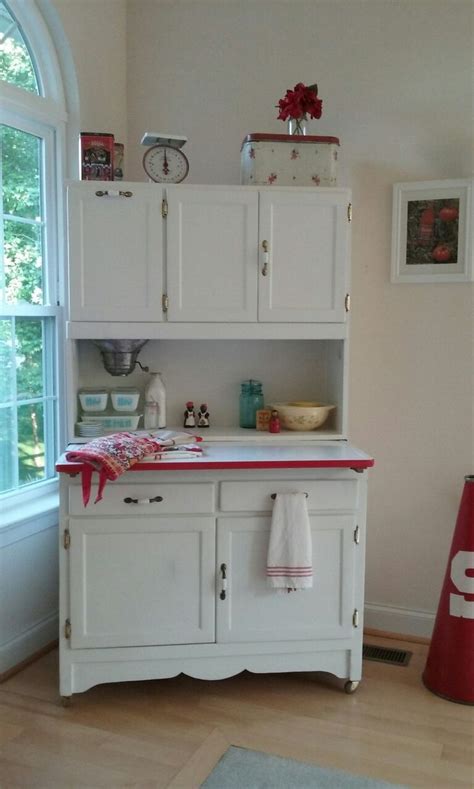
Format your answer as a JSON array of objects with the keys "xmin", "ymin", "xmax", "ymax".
[{"xmin": 142, "ymin": 144, "xmax": 189, "ymax": 183}]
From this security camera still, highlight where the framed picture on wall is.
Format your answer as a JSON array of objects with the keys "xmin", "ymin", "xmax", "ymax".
[{"xmin": 391, "ymin": 178, "xmax": 473, "ymax": 283}]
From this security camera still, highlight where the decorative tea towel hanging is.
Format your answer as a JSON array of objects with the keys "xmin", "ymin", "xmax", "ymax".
[
  {"xmin": 65, "ymin": 431, "xmax": 202, "ymax": 506},
  {"xmin": 266, "ymin": 492, "xmax": 313, "ymax": 591}
]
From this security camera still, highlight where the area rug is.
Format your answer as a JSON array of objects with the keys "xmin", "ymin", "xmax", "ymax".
[{"xmin": 201, "ymin": 746, "xmax": 409, "ymax": 788}]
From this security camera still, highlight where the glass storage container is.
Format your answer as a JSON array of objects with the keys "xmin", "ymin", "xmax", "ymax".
[{"xmin": 239, "ymin": 379, "xmax": 264, "ymax": 428}]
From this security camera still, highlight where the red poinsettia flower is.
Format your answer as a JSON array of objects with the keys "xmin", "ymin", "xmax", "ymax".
[{"xmin": 277, "ymin": 82, "xmax": 323, "ymax": 121}]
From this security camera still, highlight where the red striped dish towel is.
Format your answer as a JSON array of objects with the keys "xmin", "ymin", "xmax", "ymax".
[{"xmin": 266, "ymin": 492, "xmax": 313, "ymax": 591}]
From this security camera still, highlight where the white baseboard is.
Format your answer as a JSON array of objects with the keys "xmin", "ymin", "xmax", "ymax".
[
  {"xmin": 364, "ymin": 602, "xmax": 435, "ymax": 639},
  {"xmin": 0, "ymin": 611, "xmax": 58, "ymax": 675}
]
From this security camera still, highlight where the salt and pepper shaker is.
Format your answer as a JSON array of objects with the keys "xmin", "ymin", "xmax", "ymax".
[
  {"xmin": 269, "ymin": 409, "xmax": 281, "ymax": 433},
  {"xmin": 197, "ymin": 403, "xmax": 210, "ymax": 427},
  {"xmin": 183, "ymin": 401, "xmax": 196, "ymax": 428}
]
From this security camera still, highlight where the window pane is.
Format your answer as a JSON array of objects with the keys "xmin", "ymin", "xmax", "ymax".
[
  {"xmin": 0, "ymin": 317, "xmax": 14, "ymax": 404},
  {"xmin": 1, "ymin": 125, "xmax": 44, "ymax": 305},
  {"xmin": 3, "ymin": 218, "xmax": 43, "ymax": 305},
  {"xmin": 18, "ymin": 401, "xmax": 45, "ymax": 486},
  {"xmin": 0, "ymin": 2, "xmax": 38, "ymax": 93},
  {"xmin": 0, "ymin": 404, "xmax": 15, "ymax": 492},
  {"xmin": 16, "ymin": 318, "xmax": 43, "ymax": 398},
  {"xmin": 2, "ymin": 125, "xmax": 42, "ymax": 220},
  {"xmin": 0, "ymin": 317, "xmax": 56, "ymax": 495}
]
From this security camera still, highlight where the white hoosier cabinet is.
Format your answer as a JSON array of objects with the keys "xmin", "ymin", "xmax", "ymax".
[{"xmin": 59, "ymin": 180, "xmax": 373, "ymax": 703}]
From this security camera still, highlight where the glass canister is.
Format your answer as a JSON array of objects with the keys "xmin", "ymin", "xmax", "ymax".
[{"xmin": 239, "ymin": 379, "xmax": 264, "ymax": 428}]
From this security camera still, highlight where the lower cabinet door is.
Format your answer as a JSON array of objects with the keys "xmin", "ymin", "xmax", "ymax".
[
  {"xmin": 216, "ymin": 515, "xmax": 356, "ymax": 643},
  {"xmin": 68, "ymin": 517, "xmax": 216, "ymax": 648}
]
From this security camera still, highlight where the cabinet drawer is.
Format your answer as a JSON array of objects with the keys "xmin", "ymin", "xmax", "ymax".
[
  {"xmin": 219, "ymin": 479, "xmax": 358, "ymax": 512},
  {"xmin": 69, "ymin": 482, "xmax": 215, "ymax": 515}
]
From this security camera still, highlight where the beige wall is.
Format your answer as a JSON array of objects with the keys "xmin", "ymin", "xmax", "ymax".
[
  {"xmin": 54, "ymin": 0, "xmax": 473, "ymax": 635},
  {"xmin": 52, "ymin": 0, "xmax": 128, "ymax": 146}
]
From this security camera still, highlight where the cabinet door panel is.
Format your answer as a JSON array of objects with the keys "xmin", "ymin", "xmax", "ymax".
[
  {"xmin": 68, "ymin": 183, "xmax": 163, "ymax": 321},
  {"xmin": 166, "ymin": 187, "xmax": 258, "ymax": 321},
  {"xmin": 258, "ymin": 191, "xmax": 349, "ymax": 322},
  {"xmin": 217, "ymin": 515, "xmax": 355, "ymax": 642},
  {"xmin": 69, "ymin": 517, "xmax": 215, "ymax": 648}
]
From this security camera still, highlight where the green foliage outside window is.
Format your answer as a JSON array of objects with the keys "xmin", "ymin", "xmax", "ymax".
[
  {"xmin": 0, "ymin": 1, "xmax": 38, "ymax": 93},
  {"xmin": 1, "ymin": 5, "xmax": 52, "ymax": 494}
]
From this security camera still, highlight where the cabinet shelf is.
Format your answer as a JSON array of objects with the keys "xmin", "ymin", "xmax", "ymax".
[
  {"xmin": 71, "ymin": 425, "xmax": 346, "ymax": 443},
  {"xmin": 66, "ymin": 321, "xmax": 348, "ymax": 341}
]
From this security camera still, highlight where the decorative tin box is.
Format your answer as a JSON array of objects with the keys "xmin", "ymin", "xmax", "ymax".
[
  {"xmin": 240, "ymin": 133, "xmax": 339, "ymax": 187},
  {"xmin": 80, "ymin": 132, "xmax": 114, "ymax": 181}
]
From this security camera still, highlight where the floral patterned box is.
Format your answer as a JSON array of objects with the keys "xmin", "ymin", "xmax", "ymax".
[{"xmin": 240, "ymin": 133, "xmax": 339, "ymax": 187}]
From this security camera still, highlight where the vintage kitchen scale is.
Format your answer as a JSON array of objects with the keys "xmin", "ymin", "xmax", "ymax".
[{"xmin": 141, "ymin": 132, "xmax": 189, "ymax": 183}]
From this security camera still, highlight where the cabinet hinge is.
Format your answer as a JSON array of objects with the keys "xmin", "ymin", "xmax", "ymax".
[
  {"xmin": 352, "ymin": 609, "xmax": 359, "ymax": 628},
  {"xmin": 345, "ymin": 293, "xmax": 351, "ymax": 312},
  {"xmin": 65, "ymin": 619, "xmax": 72, "ymax": 639},
  {"xmin": 161, "ymin": 198, "xmax": 168, "ymax": 218},
  {"xmin": 347, "ymin": 202, "xmax": 352, "ymax": 222},
  {"xmin": 63, "ymin": 529, "xmax": 70, "ymax": 549},
  {"xmin": 162, "ymin": 294, "xmax": 169, "ymax": 313},
  {"xmin": 353, "ymin": 525, "xmax": 360, "ymax": 544}
]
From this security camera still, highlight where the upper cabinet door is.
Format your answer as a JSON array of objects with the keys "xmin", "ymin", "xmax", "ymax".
[
  {"xmin": 258, "ymin": 190, "xmax": 350, "ymax": 323},
  {"xmin": 166, "ymin": 187, "xmax": 258, "ymax": 322},
  {"xmin": 68, "ymin": 183, "xmax": 163, "ymax": 322}
]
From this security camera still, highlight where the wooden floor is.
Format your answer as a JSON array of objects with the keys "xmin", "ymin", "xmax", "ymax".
[{"xmin": 0, "ymin": 635, "xmax": 472, "ymax": 788}]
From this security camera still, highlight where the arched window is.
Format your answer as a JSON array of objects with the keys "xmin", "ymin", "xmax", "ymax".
[
  {"xmin": 0, "ymin": 0, "xmax": 72, "ymax": 506},
  {"xmin": 0, "ymin": 2, "xmax": 38, "ymax": 92}
]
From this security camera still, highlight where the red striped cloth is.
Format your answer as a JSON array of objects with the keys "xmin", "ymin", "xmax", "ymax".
[
  {"xmin": 266, "ymin": 492, "xmax": 313, "ymax": 590},
  {"xmin": 65, "ymin": 432, "xmax": 166, "ymax": 506}
]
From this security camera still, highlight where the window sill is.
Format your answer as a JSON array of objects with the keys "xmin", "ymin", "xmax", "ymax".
[{"xmin": 0, "ymin": 485, "xmax": 59, "ymax": 547}]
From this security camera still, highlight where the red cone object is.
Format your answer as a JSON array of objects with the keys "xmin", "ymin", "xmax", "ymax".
[{"xmin": 423, "ymin": 476, "xmax": 474, "ymax": 704}]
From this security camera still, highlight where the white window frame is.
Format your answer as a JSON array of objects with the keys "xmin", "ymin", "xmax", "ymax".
[{"xmin": 0, "ymin": 0, "xmax": 72, "ymax": 528}]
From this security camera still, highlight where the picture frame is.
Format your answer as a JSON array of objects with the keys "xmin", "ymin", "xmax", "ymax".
[{"xmin": 391, "ymin": 178, "xmax": 473, "ymax": 283}]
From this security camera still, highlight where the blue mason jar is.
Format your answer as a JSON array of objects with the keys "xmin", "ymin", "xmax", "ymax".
[{"xmin": 239, "ymin": 379, "xmax": 264, "ymax": 428}]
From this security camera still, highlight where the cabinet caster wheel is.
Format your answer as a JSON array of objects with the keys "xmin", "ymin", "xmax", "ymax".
[
  {"xmin": 344, "ymin": 680, "xmax": 359, "ymax": 694},
  {"xmin": 60, "ymin": 696, "xmax": 72, "ymax": 707}
]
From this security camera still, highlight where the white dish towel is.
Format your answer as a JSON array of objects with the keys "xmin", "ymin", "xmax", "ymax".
[{"xmin": 266, "ymin": 492, "xmax": 313, "ymax": 590}]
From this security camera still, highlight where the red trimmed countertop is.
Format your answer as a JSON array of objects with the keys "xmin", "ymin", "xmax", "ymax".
[{"xmin": 56, "ymin": 441, "xmax": 374, "ymax": 475}]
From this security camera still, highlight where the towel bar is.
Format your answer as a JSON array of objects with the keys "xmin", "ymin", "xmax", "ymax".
[{"xmin": 270, "ymin": 492, "xmax": 308, "ymax": 500}]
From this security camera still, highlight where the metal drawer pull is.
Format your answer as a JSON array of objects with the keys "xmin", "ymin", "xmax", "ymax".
[
  {"xmin": 270, "ymin": 492, "xmax": 308, "ymax": 500},
  {"xmin": 123, "ymin": 495, "xmax": 163, "ymax": 504},
  {"xmin": 219, "ymin": 563, "xmax": 227, "ymax": 600},
  {"xmin": 261, "ymin": 240, "xmax": 270, "ymax": 276},
  {"xmin": 95, "ymin": 190, "xmax": 133, "ymax": 198}
]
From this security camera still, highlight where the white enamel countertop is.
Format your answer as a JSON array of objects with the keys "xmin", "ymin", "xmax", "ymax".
[{"xmin": 57, "ymin": 440, "xmax": 374, "ymax": 473}]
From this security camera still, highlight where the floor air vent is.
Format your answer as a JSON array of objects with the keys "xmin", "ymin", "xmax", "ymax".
[{"xmin": 363, "ymin": 644, "xmax": 412, "ymax": 666}]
